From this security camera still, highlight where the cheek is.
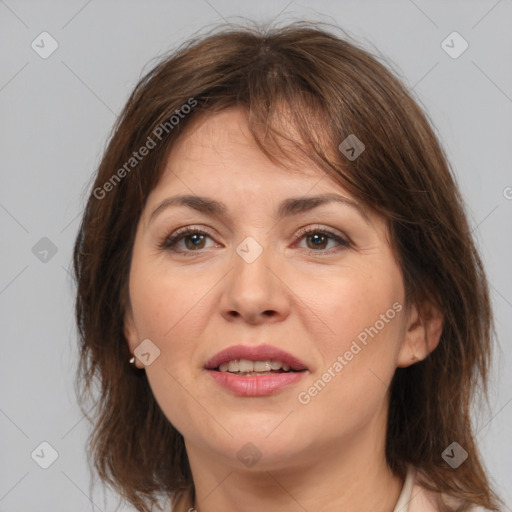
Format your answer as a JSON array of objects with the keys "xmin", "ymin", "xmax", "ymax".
[
  {"xmin": 292, "ymin": 272, "xmax": 404, "ymax": 434},
  {"xmin": 129, "ymin": 267, "xmax": 213, "ymax": 434},
  {"xmin": 130, "ymin": 262, "xmax": 213, "ymax": 345},
  {"xmin": 289, "ymin": 264, "xmax": 405, "ymax": 421},
  {"xmin": 290, "ymin": 262, "xmax": 404, "ymax": 360},
  {"xmin": 129, "ymin": 262, "xmax": 217, "ymax": 397}
]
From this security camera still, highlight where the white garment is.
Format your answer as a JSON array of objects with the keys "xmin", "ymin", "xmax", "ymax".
[{"xmin": 393, "ymin": 465, "xmax": 417, "ymax": 512}]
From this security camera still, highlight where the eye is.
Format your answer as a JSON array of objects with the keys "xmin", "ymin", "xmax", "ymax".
[
  {"xmin": 295, "ymin": 226, "xmax": 350, "ymax": 253},
  {"xmin": 159, "ymin": 225, "xmax": 350, "ymax": 255},
  {"xmin": 160, "ymin": 227, "xmax": 217, "ymax": 253}
]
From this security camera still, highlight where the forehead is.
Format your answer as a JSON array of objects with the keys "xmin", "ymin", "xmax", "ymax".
[
  {"xmin": 150, "ymin": 107, "xmax": 341, "ymax": 199},
  {"xmin": 138, "ymin": 107, "xmax": 384, "ymax": 237}
]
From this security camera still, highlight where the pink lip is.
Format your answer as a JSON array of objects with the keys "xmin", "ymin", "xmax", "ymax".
[
  {"xmin": 204, "ymin": 344, "xmax": 309, "ymax": 397},
  {"xmin": 204, "ymin": 344, "xmax": 308, "ymax": 371},
  {"xmin": 207, "ymin": 370, "xmax": 306, "ymax": 396}
]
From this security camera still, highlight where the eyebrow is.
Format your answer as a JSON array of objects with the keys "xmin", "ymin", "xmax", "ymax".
[{"xmin": 149, "ymin": 193, "xmax": 369, "ymax": 223}]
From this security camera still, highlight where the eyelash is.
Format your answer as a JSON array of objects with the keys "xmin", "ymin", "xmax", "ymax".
[{"xmin": 159, "ymin": 225, "xmax": 350, "ymax": 255}]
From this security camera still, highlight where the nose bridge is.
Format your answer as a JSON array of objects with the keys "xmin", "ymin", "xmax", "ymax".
[
  {"xmin": 232, "ymin": 234, "xmax": 274, "ymax": 295},
  {"xmin": 220, "ymin": 234, "xmax": 289, "ymax": 322}
]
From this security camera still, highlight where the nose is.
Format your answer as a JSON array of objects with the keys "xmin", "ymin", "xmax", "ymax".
[{"xmin": 219, "ymin": 242, "xmax": 291, "ymax": 325}]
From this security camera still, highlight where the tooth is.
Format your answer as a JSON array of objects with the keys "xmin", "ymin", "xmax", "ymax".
[
  {"xmin": 228, "ymin": 360, "xmax": 239, "ymax": 372},
  {"xmin": 254, "ymin": 360, "xmax": 271, "ymax": 372},
  {"xmin": 238, "ymin": 359, "xmax": 255, "ymax": 372},
  {"xmin": 221, "ymin": 359, "xmax": 292, "ymax": 373}
]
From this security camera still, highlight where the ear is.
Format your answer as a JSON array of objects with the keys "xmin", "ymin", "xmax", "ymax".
[
  {"xmin": 396, "ymin": 297, "xmax": 443, "ymax": 368},
  {"xmin": 124, "ymin": 305, "xmax": 145, "ymax": 369}
]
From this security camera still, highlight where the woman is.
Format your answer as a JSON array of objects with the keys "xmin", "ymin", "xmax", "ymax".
[{"xmin": 73, "ymin": 21, "xmax": 503, "ymax": 512}]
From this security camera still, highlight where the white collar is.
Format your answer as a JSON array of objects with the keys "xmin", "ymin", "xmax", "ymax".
[{"xmin": 392, "ymin": 465, "xmax": 417, "ymax": 512}]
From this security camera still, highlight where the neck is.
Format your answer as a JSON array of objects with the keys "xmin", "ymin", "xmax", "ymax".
[{"xmin": 184, "ymin": 409, "xmax": 404, "ymax": 512}]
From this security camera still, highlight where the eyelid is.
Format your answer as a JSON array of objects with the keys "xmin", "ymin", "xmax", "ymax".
[
  {"xmin": 158, "ymin": 225, "xmax": 218, "ymax": 251},
  {"xmin": 293, "ymin": 225, "xmax": 351, "ymax": 251}
]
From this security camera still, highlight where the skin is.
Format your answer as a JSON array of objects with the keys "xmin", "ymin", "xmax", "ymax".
[{"xmin": 124, "ymin": 107, "xmax": 443, "ymax": 512}]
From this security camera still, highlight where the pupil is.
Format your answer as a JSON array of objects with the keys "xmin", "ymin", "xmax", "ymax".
[
  {"xmin": 187, "ymin": 234, "xmax": 204, "ymax": 249},
  {"xmin": 309, "ymin": 233, "xmax": 326, "ymax": 249}
]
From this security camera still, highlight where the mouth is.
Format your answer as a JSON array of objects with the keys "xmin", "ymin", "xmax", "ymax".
[
  {"xmin": 204, "ymin": 344, "xmax": 308, "ymax": 396},
  {"xmin": 204, "ymin": 343, "xmax": 308, "ymax": 373},
  {"xmin": 213, "ymin": 359, "xmax": 305, "ymax": 376}
]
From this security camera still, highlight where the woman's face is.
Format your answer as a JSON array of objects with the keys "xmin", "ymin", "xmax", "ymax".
[{"xmin": 124, "ymin": 107, "xmax": 422, "ymax": 472}]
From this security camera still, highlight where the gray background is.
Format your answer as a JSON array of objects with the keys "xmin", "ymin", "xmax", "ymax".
[{"xmin": 1, "ymin": 1, "xmax": 511, "ymax": 511}]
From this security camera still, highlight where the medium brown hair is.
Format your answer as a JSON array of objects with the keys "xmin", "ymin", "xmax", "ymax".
[{"xmin": 73, "ymin": 20, "xmax": 502, "ymax": 512}]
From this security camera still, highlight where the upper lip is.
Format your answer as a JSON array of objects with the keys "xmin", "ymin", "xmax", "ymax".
[{"xmin": 204, "ymin": 344, "xmax": 308, "ymax": 371}]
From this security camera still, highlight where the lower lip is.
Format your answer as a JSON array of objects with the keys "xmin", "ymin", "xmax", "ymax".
[{"xmin": 206, "ymin": 369, "xmax": 307, "ymax": 396}]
